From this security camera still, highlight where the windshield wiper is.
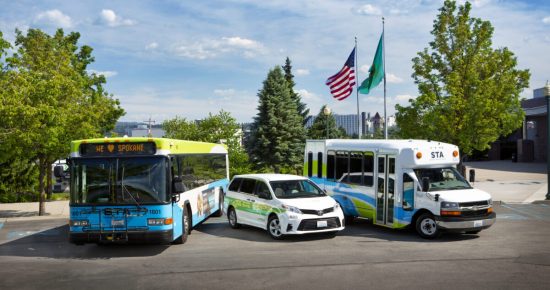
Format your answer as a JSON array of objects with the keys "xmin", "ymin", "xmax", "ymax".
[{"xmin": 121, "ymin": 166, "xmax": 143, "ymax": 210}]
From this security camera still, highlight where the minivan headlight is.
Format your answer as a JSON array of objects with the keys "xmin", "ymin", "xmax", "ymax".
[
  {"xmin": 282, "ymin": 204, "xmax": 302, "ymax": 214},
  {"xmin": 440, "ymin": 202, "xmax": 459, "ymax": 209},
  {"xmin": 334, "ymin": 203, "xmax": 340, "ymax": 210}
]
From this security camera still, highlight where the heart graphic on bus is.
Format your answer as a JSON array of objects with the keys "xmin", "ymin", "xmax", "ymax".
[{"xmin": 107, "ymin": 144, "xmax": 115, "ymax": 153}]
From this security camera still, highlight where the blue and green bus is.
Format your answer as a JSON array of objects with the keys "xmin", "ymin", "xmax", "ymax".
[{"xmin": 68, "ymin": 137, "xmax": 228, "ymax": 245}]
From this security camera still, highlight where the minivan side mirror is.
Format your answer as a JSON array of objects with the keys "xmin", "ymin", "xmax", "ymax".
[
  {"xmin": 421, "ymin": 177, "xmax": 430, "ymax": 192},
  {"xmin": 172, "ymin": 177, "xmax": 186, "ymax": 194},
  {"xmin": 54, "ymin": 165, "xmax": 65, "ymax": 178}
]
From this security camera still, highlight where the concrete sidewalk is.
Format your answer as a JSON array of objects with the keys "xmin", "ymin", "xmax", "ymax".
[{"xmin": 0, "ymin": 201, "xmax": 69, "ymax": 222}]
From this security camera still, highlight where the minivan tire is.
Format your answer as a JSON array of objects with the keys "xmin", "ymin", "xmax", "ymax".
[
  {"xmin": 267, "ymin": 215, "xmax": 284, "ymax": 240},
  {"xmin": 228, "ymin": 207, "xmax": 240, "ymax": 229}
]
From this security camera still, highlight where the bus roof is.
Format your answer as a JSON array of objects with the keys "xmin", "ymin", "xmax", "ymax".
[
  {"xmin": 70, "ymin": 137, "xmax": 228, "ymax": 157},
  {"xmin": 306, "ymin": 139, "xmax": 460, "ymax": 168}
]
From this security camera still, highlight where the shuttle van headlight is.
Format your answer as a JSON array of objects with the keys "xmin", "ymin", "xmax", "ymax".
[
  {"xmin": 282, "ymin": 204, "xmax": 302, "ymax": 214},
  {"xmin": 440, "ymin": 202, "xmax": 461, "ymax": 216},
  {"xmin": 440, "ymin": 202, "xmax": 459, "ymax": 209}
]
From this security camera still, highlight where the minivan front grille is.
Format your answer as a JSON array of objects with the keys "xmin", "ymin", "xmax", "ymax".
[{"xmin": 300, "ymin": 207, "xmax": 334, "ymax": 216}]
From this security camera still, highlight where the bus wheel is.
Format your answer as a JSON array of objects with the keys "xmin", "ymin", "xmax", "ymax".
[
  {"xmin": 228, "ymin": 207, "xmax": 240, "ymax": 229},
  {"xmin": 213, "ymin": 189, "xmax": 224, "ymax": 217},
  {"xmin": 416, "ymin": 213, "xmax": 441, "ymax": 239},
  {"xmin": 267, "ymin": 215, "xmax": 284, "ymax": 240},
  {"xmin": 173, "ymin": 208, "xmax": 190, "ymax": 244}
]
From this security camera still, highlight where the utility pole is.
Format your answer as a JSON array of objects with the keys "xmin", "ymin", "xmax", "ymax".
[{"xmin": 143, "ymin": 117, "xmax": 156, "ymax": 137}]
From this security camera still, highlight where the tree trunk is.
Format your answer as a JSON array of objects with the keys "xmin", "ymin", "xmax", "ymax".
[
  {"xmin": 46, "ymin": 163, "xmax": 52, "ymax": 200},
  {"xmin": 38, "ymin": 157, "xmax": 46, "ymax": 216}
]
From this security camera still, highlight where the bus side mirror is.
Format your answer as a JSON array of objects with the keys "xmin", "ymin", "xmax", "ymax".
[
  {"xmin": 172, "ymin": 177, "xmax": 186, "ymax": 194},
  {"xmin": 422, "ymin": 177, "xmax": 430, "ymax": 192},
  {"xmin": 54, "ymin": 165, "xmax": 65, "ymax": 178}
]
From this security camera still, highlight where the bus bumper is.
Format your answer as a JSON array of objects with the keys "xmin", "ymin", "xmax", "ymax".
[
  {"xmin": 435, "ymin": 212, "xmax": 496, "ymax": 233},
  {"xmin": 70, "ymin": 230, "xmax": 173, "ymax": 244}
]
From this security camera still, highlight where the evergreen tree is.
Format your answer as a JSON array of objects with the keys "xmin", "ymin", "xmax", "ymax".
[
  {"xmin": 307, "ymin": 105, "xmax": 347, "ymax": 139},
  {"xmin": 283, "ymin": 57, "xmax": 309, "ymax": 126},
  {"xmin": 395, "ymin": 0, "xmax": 529, "ymax": 156},
  {"xmin": 249, "ymin": 66, "xmax": 306, "ymax": 173}
]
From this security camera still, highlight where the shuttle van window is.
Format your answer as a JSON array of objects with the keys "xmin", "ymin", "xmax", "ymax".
[
  {"xmin": 403, "ymin": 174, "xmax": 414, "ymax": 210},
  {"xmin": 363, "ymin": 152, "xmax": 374, "ymax": 187},
  {"xmin": 335, "ymin": 152, "xmax": 349, "ymax": 182},
  {"xmin": 348, "ymin": 152, "xmax": 363, "ymax": 185},
  {"xmin": 327, "ymin": 151, "xmax": 336, "ymax": 180}
]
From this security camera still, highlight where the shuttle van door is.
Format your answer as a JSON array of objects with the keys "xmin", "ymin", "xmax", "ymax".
[{"xmin": 375, "ymin": 155, "xmax": 396, "ymax": 226}]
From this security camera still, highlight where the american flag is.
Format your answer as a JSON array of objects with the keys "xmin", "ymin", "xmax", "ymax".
[{"xmin": 326, "ymin": 48, "xmax": 356, "ymax": 101}]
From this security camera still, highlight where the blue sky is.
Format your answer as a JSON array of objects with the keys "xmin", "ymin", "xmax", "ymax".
[{"xmin": 1, "ymin": 0, "xmax": 549, "ymax": 123}]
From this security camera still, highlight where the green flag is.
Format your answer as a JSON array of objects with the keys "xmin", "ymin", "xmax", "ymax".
[{"xmin": 359, "ymin": 33, "xmax": 384, "ymax": 94}]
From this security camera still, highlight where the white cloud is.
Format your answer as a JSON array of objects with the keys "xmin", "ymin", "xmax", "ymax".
[
  {"xmin": 359, "ymin": 65, "xmax": 370, "ymax": 74},
  {"xmin": 145, "ymin": 42, "xmax": 159, "ymax": 50},
  {"xmin": 35, "ymin": 10, "xmax": 72, "ymax": 28},
  {"xmin": 213, "ymin": 88, "xmax": 237, "ymax": 100},
  {"xmin": 99, "ymin": 9, "xmax": 136, "ymax": 27},
  {"xmin": 295, "ymin": 89, "xmax": 320, "ymax": 101},
  {"xmin": 88, "ymin": 70, "xmax": 118, "ymax": 78},
  {"xmin": 174, "ymin": 36, "xmax": 266, "ymax": 59},
  {"xmin": 395, "ymin": 94, "xmax": 415, "ymax": 102},
  {"xmin": 355, "ymin": 4, "xmax": 382, "ymax": 16},
  {"xmin": 387, "ymin": 73, "xmax": 403, "ymax": 83},
  {"xmin": 295, "ymin": 69, "xmax": 310, "ymax": 76},
  {"xmin": 543, "ymin": 16, "xmax": 550, "ymax": 24}
]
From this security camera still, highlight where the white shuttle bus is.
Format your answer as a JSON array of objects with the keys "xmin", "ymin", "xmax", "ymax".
[{"xmin": 303, "ymin": 139, "xmax": 496, "ymax": 239}]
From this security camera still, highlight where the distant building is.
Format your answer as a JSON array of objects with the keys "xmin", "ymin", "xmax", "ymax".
[{"xmin": 305, "ymin": 111, "xmax": 395, "ymax": 137}]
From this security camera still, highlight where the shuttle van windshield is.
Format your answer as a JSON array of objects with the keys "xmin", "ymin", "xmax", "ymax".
[{"xmin": 414, "ymin": 167, "xmax": 471, "ymax": 192}]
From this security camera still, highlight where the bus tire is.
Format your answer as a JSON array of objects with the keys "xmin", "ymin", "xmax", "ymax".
[
  {"xmin": 173, "ymin": 207, "xmax": 190, "ymax": 244},
  {"xmin": 213, "ymin": 189, "xmax": 224, "ymax": 217},
  {"xmin": 267, "ymin": 214, "xmax": 284, "ymax": 240},
  {"xmin": 228, "ymin": 207, "xmax": 240, "ymax": 229},
  {"xmin": 415, "ymin": 213, "xmax": 441, "ymax": 239}
]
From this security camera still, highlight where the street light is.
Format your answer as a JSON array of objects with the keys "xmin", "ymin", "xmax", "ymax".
[{"xmin": 323, "ymin": 106, "xmax": 331, "ymax": 139}]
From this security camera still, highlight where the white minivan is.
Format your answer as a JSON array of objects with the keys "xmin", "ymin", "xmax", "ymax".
[{"xmin": 224, "ymin": 174, "xmax": 345, "ymax": 239}]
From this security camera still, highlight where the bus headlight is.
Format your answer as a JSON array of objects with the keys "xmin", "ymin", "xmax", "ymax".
[
  {"xmin": 282, "ymin": 205, "xmax": 302, "ymax": 214},
  {"xmin": 70, "ymin": 220, "xmax": 89, "ymax": 227},
  {"xmin": 148, "ymin": 218, "xmax": 172, "ymax": 225}
]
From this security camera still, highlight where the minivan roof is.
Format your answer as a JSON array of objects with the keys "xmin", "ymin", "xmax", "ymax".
[{"xmin": 233, "ymin": 174, "xmax": 307, "ymax": 182}]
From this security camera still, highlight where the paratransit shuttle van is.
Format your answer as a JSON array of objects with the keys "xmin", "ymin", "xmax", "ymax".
[{"xmin": 303, "ymin": 139, "xmax": 495, "ymax": 239}]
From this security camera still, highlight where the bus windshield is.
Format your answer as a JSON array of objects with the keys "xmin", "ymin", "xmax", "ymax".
[
  {"xmin": 414, "ymin": 167, "xmax": 471, "ymax": 192},
  {"xmin": 270, "ymin": 180, "xmax": 326, "ymax": 199},
  {"xmin": 71, "ymin": 157, "xmax": 168, "ymax": 204}
]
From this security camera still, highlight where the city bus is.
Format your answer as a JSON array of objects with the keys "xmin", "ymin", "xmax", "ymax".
[
  {"xmin": 303, "ymin": 139, "xmax": 496, "ymax": 239},
  {"xmin": 67, "ymin": 137, "xmax": 229, "ymax": 245}
]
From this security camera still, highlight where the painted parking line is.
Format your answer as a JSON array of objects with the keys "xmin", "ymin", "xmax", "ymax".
[
  {"xmin": 496, "ymin": 213, "xmax": 529, "ymax": 221},
  {"xmin": 501, "ymin": 204, "xmax": 550, "ymax": 221}
]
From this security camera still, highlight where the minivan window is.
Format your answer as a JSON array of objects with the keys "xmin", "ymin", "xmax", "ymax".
[
  {"xmin": 270, "ymin": 179, "xmax": 325, "ymax": 199},
  {"xmin": 239, "ymin": 179, "xmax": 256, "ymax": 194},
  {"xmin": 228, "ymin": 178, "xmax": 242, "ymax": 191}
]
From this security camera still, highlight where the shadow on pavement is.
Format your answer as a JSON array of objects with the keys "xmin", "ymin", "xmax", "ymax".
[
  {"xmin": 0, "ymin": 225, "xmax": 169, "ymax": 259},
  {"xmin": 0, "ymin": 210, "xmax": 45, "ymax": 218},
  {"xmin": 195, "ymin": 218, "xmax": 480, "ymax": 243}
]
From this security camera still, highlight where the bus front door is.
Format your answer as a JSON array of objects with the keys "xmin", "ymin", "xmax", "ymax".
[{"xmin": 375, "ymin": 155, "xmax": 396, "ymax": 227}]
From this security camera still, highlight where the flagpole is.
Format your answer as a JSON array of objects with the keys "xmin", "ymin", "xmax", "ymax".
[
  {"xmin": 382, "ymin": 17, "xmax": 387, "ymax": 139},
  {"xmin": 355, "ymin": 36, "xmax": 361, "ymax": 139}
]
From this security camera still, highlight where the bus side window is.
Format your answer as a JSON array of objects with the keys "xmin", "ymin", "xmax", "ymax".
[
  {"xmin": 403, "ymin": 173, "xmax": 414, "ymax": 211},
  {"xmin": 363, "ymin": 152, "xmax": 374, "ymax": 187},
  {"xmin": 327, "ymin": 151, "xmax": 336, "ymax": 180},
  {"xmin": 335, "ymin": 151, "xmax": 349, "ymax": 182},
  {"xmin": 317, "ymin": 152, "xmax": 323, "ymax": 178},
  {"xmin": 348, "ymin": 152, "xmax": 362, "ymax": 185},
  {"xmin": 307, "ymin": 152, "xmax": 313, "ymax": 177}
]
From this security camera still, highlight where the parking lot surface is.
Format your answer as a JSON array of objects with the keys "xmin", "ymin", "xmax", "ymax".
[{"xmin": 1, "ymin": 203, "xmax": 549, "ymax": 290}]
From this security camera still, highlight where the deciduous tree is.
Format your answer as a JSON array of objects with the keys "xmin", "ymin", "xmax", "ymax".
[{"xmin": 395, "ymin": 0, "xmax": 529, "ymax": 156}]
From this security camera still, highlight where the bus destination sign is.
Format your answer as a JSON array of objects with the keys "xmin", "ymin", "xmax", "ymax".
[{"xmin": 80, "ymin": 142, "xmax": 156, "ymax": 157}]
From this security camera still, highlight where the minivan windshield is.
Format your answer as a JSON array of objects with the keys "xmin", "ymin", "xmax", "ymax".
[
  {"xmin": 414, "ymin": 167, "xmax": 471, "ymax": 192},
  {"xmin": 269, "ymin": 179, "xmax": 325, "ymax": 199}
]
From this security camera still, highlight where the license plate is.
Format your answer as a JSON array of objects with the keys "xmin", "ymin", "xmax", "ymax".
[
  {"xmin": 317, "ymin": 220, "xmax": 328, "ymax": 228},
  {"xmin": 473, "ymin": 220, "xmax": 483, "ymax": 227},
  {"xmin": 111, "ymin": 219, "xmax": 125, "ymax": 227}
]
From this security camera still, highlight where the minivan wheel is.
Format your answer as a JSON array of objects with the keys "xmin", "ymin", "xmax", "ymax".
[
  {"xmin": 228, "ymin": 207, "xmax": 240, "ymax": 229},
  {"xmin": 416, "ymin": 213, "xmax": 441, "ymax": 239},
  {"xmin": 268, "ymin": 215, "xmax": 284, "ymax": 240}
]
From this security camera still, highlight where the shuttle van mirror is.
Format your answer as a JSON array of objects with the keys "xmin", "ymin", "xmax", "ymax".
[
  {"xmin": 54, "ymin": 165, "xmax": 65, "ymax": 178},
  {"xmin": 422, "ymin": 177, "xmax": 430, "ymax": 192}
]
